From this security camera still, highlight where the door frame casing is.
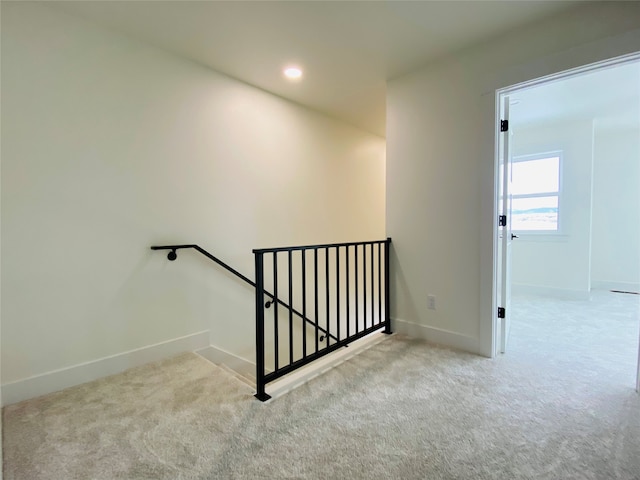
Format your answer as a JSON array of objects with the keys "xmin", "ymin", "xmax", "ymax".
[
  {"xmin": 491, "ymin": 51, "xmax": 640, "ymax": 359},
  {"xmin": 496, "ymin": 95, "xmax": 513, "ymax": 354}
]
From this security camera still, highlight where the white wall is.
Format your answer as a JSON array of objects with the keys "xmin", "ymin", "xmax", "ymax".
[
  {"xmin": 387, "ymin": 1, "xmax": 640, "ymax": 356},
  {"xmin": 510, "ymin": 120, "xmax": 595, "ymax": 298},
  {"xmin": 0, "ymin": 3, "xmax": 385, "ymax": 401},
  {"xmin": 511, "ymin": 122, "xmax": 640, "ymax": 296},
  {"xmin": 591, "ymin": 127, "xmax": 640, "ymax": 291}
]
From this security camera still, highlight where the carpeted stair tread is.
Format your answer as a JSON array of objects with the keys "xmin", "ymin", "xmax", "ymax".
[{"xmin": 218, "ymin": 363, "xmax": 255, "ymax": 387}]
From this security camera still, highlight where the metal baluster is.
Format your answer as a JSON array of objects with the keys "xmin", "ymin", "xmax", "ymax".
[
  {"xmin": 370, "ymin": 243, "xmax": 374, "ymax": 330},
  {"xmin": 302, "ymin": 249, "xmax": 307, "ymax": 359},
  {"xmin": 363, "ymin": 244, "xmax": 367, "ymax": 331},
  {"xmin": 384, "ymin": 238, "xmax": 392, "ymax": 335},
  {"xmin": 378, "ymin": 242, "xmax": 382, "ymax": 326},
  {"xmin": 288, "ymin": 250, "xmax": 293, "ymax": 365},
  {"xmin": 254, "ymin": 252, "xmax": 270, "ymax": 401},
  {"xmin": 346, "ymin": 245, "xmax": 350, "ymax": 339},
  {"xmin": 325, "ymin": 247, "xmax": 330, "ymax": 347},
  {"xmin": 355, "ymin": 245, "xmax": 359, "ymax": 333},
  {"xmin": 273, "ymin": 251, "xmax": 279, "ymax": 371},
  {"xmin": 336, "ymin": 246, "xmax": 340, "ymax": 342},
  {"xmin": 314, "ymin": 248, "xmax": 319, "ymax": 353}
]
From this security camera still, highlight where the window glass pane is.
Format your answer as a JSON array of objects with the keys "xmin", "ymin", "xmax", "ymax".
[
  {"xmin": 511, "ymin": 157, "xmax": 560, "ymax": 195},
  {"xmin": 512, "ymin": 196, "xmax": 558, "ymax": 231}
]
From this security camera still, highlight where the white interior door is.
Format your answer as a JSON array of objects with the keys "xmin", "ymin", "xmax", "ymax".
[{"xmin": 498, "ymin": 95, "xmax": 514, "ymax": 354}]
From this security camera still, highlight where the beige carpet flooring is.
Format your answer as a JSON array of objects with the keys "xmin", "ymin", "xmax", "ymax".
[{"xmin": 3, "ymin": 291, "xmax": 640, "ymax": 479}]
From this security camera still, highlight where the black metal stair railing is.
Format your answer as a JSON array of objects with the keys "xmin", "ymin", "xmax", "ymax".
[
  {"xmin": 253, "ymin": 238, "xmax": 392, "ymax": 402},
  {"xmin": 150, "ymin": 244, "xmax": 338, "ymax": 344}
]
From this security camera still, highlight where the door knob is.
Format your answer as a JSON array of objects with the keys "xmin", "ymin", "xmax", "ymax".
[{"xmin": 511, "ymin": 234, "xmax": 519, "ymax": 240}]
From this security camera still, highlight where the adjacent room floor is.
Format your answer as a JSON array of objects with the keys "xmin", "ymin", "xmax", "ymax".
[{"xmin": 509, "ymin": 289, "xmax": 639, "ymax": 390}]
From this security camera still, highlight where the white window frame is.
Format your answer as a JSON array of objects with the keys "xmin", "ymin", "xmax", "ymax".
[{"xmin": 511, "ymin": 151, "xmax": 563, "ymax": 234}]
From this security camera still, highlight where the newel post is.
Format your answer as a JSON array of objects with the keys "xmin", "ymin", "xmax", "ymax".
[
  {"xmin": 384, "ymin": 238, "xmax": 392, "ymax": 335},
  {"xmin": 254, "ymin": 250, "xmax": 271, "ymax": 401}
]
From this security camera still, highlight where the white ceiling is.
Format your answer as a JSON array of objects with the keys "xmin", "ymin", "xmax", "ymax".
[
  {"xmin": 51, "ymin": 0, "xmax": 583, "ymax": 137},
  {"xmin": 510, "ymin": 60, "xmax": 640, "ymax": 131}
]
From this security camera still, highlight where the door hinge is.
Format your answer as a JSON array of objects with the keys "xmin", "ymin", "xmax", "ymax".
[
  {"xmin": 498, "ymin": 307, "xmax": 506, "ymax": 319},
  {"xmin": 499, "ymin": 215, "xmax": 507, "ymax": 227},
  {"xmin": 500, "ymin": 119, "xmax": 509, "ymax": 132}
]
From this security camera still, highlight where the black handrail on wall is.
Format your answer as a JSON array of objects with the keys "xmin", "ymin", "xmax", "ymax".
[
  {"xmin": 149, "ymin": 244, "xmax": 338, "ymax": 343},
  {"xmin": 253, "ymin": 238, "xmax": 392, "ymax": 402}
]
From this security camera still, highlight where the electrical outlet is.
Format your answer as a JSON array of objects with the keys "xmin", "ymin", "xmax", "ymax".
[{"xmin": 427, "ymin": 294, "xmax": 436, "ymax": 310}]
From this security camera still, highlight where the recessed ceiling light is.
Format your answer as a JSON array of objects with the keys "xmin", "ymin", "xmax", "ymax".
[{"xmin": 284, "ymin": 67, "xmax": 303, "ymax": 80}]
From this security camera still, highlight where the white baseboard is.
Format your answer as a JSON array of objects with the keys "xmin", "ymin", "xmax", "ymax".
[
  {"xmin": 266, "ymin": 331, "xmax": 391, "ymax": 401},
  {"xmin": 198, "ymin": 333, "xmax": 392, "ymax": 401},
  {"xmin": 2, "ymin": 331, "xmax": 210, "ymax": 406},
  {"xmin": 511, "ymin": 283, "xmax": 591, "ymax": 300},
  {"xmin": 394, "ymin": 318, "xmax": 480, "ymax": 354},
  {"xmin": 195, "ymin": 345, "xmax": 256, "ymax": 381},
  {"xmin": 591, "ymin": 280, "xmax": 640, "ymax": 293}
]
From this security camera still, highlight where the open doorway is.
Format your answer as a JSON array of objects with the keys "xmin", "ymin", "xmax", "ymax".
[{"xmin": 494, "ymin": 54, "xmax": 640, "ymax": 392}]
